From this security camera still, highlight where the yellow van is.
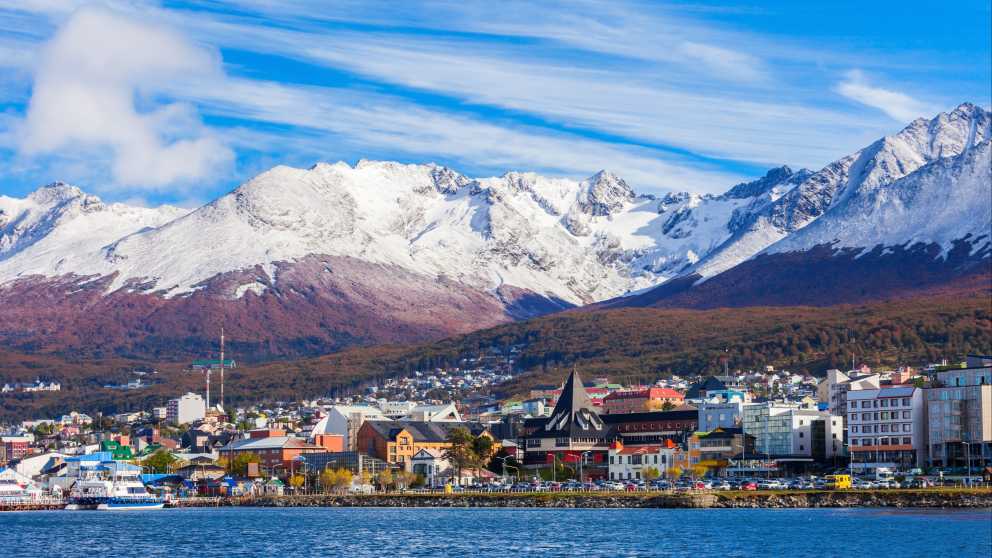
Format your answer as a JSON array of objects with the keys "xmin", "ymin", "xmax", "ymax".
[{"xmin": 824, "ymin": 474, "xmax": 852, "ymax": 489}]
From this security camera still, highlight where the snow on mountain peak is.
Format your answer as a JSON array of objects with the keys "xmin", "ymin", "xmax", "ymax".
[
  {"xmin": 577, "ymin": 170, "xmax": 635, "ymax": 216},
  {"xmin": 0, "ymin": 105, "xmax": 986, "ymax": 308}
]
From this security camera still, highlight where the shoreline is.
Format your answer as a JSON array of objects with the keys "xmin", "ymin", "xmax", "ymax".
[{"xmin": 176, "ymin": 488, "xmax": 992, "ymax": 509}]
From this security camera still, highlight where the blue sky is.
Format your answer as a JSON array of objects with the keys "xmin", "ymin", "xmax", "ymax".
[{"xmin": 0, "ymin": 1, "xmax": 988, "ymax": 207}]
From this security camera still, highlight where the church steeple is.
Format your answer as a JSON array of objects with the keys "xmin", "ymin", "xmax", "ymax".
[{"xmin": 544, "ymin": 368, "xmax": 604, "ymax": 434}]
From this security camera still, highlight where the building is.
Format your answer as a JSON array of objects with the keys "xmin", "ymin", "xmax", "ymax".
[
  {"xmin": 309, "ymin": 405, "xmax": 387, "ymax": 451},
  {"xmin": 218, "ymin": 432, "xmax": 323, "ymax": 475},
  {"xmin": 521, "ymin": 370, "xmax": 698, "ymax": 473},
  {"xmin": 847, "ymin": 386, "xmax": 926, "ymax": 472},
  {"xmin": 607, "ymin": 440, "xmax": 682, "ymax": 481},
  {"xmin": 686, "ymin": 428, "xmax": 754, "ymax": 476},
  {"xmin": 698, "ymin": 400, "xmax": 744, "ymax": 432},
  {"xmin": 300, "ymin": 451, "xmax": 389, "ymax": 478},
  {"xmin": 167, "ymin": 392, "xmax": 206, "ymax": 425},
  {"xmin": 1, "ymin": 436, "xmax": 32, "ymax": 462},
  {"xmin": 818, "ymin": 369, "xmax": 881, "ymax": 416},
  {"xmin": 401, "ymin": 403, "xmax": 462, "ymax": 422},
  {"xmin": 743, "ymin": 402, "xmax": 843, "ymax": 464},
  {"xmin": 520, "ymin": 370, "xmax": 610, "ymax": 469},
  {"xmin": 602, "ymin": 388, "xmax": 685, "ymax": 414},
  {"xmin": 925, "ymin": 363, "xmax": 992, "ymax": 468},
  {"xmin": 356, "ymin": 420, "xmax": 494, "ymax": 471}
]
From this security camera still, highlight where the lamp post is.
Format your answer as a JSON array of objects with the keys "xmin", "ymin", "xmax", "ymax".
[
  {"xmin": 579, "ymin": 451, "xmax": 591, "ymax": 483},
  {"xmin": 962, "ymin": 441, "xmax": 971, "ymax": 487},
  {"xmin": 496, "ymin": 455, "xmax": 512, "ymax": 484}
]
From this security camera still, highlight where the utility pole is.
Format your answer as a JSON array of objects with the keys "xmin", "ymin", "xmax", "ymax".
[{"xmin": 219, "ymin": 327, "xmax": 225, "ymax": 409}]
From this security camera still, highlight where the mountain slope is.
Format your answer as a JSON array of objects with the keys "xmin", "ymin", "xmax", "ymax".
[
  {"xmin": 686, "ymin": 102, "xmax": 990, "ymax": 279},
  {"xmin": 605, "ymin": 129, "xmax": 991, "ymax": 310},
  {"xmin": 0, "ymin": 104, "xmax": 988, "ymax": 359}
]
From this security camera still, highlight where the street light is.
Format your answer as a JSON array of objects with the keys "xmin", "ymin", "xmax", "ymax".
[
  {"xmin": 579, "ymin": 451, "xmax": 591, "ymax": 483},
  {"xmin": 962, "ymin": 441, "xmax": 971, "ymax": 487}
]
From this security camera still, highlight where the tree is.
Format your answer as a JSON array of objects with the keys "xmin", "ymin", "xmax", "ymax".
[
  {"xmin": 332, "ymin": 468, "xmax": 353, "ymax": 492},
  {"xmin": 320, "ymin": 468, "xmax": 339, "ymax": 493},
  {"xmin": 443, "ymin": 427, "xmax": 477, "ymax": 483},
  {"xmin": 377, "ymin": 468, "xmax": 394, "ymax": 491},
  {"xmin": 394, "ymin": 470, "xmax": 417, "ymax": 490},
  {"xmin": 288, "ymin": 474, "xmax": 305, "ymax": 491},
  {"xmin": 359, "ymin": 470, "xmax": 373, "ymax": 487},
  {"xmin": 227, "ymin": 452, "xmax": 261, "ymax": 477},
  {"xmin": 666, "ymin": 466, "xmax": 683, "ymax": 480},
  {"xmin": 642, "ymin": 466, "xmax": 661, "ymax": 482},
  {"xmin": 142, "ymin": 449, "xmax": 176, "ymax": 474}
]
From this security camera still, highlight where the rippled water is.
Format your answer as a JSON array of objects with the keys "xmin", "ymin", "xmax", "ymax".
[{"xmin": 4, "ymin": 507, "xmax": 990, "ymax": 557}]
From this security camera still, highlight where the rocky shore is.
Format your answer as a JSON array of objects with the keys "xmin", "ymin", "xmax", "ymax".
[{"xmin": 180, "ymin": 489, "xmax": 992, "ymax": 509}]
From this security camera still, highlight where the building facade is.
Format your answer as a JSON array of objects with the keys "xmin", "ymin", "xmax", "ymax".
[
  {"xmin": 602, "ymin": 388, "xmax": 685, "ymax": 414},
  {"xmin": 925, "ymin": 364, "xmax": 992, "ymax": 468},
  {"xmin": 167, "ymin": 392, "xmax": 206, "ymax": 425},
  {"xmin": 607, "ymin": 441, "xmax": 682, "ymax": 481},
  {"xmin": 847, "ymin": 386, "xmax": 926, "ymax": 471}
]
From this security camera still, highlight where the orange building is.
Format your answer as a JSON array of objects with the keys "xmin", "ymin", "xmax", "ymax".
[{"xmin": 603, "ymin": 388, "xmax": 685, "ymax": 414}]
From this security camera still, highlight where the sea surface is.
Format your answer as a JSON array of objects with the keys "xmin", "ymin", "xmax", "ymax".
[{"xmin": 4, "ymin": 507, "xmax": 991, "ymax": 557}]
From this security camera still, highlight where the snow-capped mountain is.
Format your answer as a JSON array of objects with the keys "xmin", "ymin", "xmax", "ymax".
[
  {"xmin": 686, "ymin": 102, "xmax": 991, "ymax": 280},
  {"xmin": 605, "ymin": 103, "xmax": 991, "ymax": 310},
  {"xmin": 0, "ymin": 103, "xmax": 988, "ymax": 358},
  {"xmin": 0, "ymin": 160, "xmax": 801, "ymax": 306}
]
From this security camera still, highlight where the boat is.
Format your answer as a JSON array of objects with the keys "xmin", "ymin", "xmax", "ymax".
[{"xmin": 66, "ymin": 457, "xmax": 164, "ymax": 511}]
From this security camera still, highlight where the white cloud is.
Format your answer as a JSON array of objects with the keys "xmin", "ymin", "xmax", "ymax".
[
  {"xmin": 19, "ymin": 5, "xmax": 233, "ymax": 190},
  {"xmin": 835, "ymin": 70, "xmax": 934, "ymax": 122},
  {"xmin": 678, "ymin": 41, "xmax": 766, "ymax": 83}
]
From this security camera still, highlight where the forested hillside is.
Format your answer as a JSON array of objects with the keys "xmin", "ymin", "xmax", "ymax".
[{"xmin": 2, "ymin": 287, "xmax": 987, "ymax": 420}]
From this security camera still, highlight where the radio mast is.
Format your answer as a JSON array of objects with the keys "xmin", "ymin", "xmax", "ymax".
[{"xmin": 219, "ymin": 327, "xmax": 225, "ymax": 409}]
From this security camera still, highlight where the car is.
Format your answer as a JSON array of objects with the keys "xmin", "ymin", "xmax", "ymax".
[
  {"xmin": 741, "ymin": 481, "xmax": 758, "ymax": 491},
  {"xmin": 711, "ymin": 481, "xmax": 732, "ymax": 491}
]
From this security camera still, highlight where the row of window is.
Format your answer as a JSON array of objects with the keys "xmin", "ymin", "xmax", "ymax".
[
  {"xmin": 609, "ymin": 454, "xmax": 667, "ymax": 465},
  {"xmin": 849, "ymin": 410, "xmax": 912, "ymax": 422},
  {"xmin": 852, "ymin": 437, "xmax": 912, "ymax": 446},
  {"xmin": 851, "ymin": 423, "xmax": 912, "ymax": 434},
  {"xmin": 849, "ymin": 397, "xmax": 912, "ymax": 409}
]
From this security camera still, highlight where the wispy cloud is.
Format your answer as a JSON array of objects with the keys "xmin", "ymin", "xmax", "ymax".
[
  {"xmin": 0, "ymin": 0, "xmax": 982, "ymax": 204},
  {"xmin": 18, "ymin": 5, "xmax": 233, "ymax": 191},
  {"xmin": 835, "ymin": 70, "xmax": 935, "ymax": 122}
]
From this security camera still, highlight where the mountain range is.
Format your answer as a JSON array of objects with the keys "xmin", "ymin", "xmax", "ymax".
[{"xmin": 0, "ymin": 103, "xmax": 989, "ymax": 359}]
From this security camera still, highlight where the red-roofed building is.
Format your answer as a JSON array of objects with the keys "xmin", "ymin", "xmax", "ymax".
[
  {"xmin": 603, "ymin": 388, "xmax": 685, "ymax": 415},
  {"xmin": 607, "ymin": 440, "xmax": 684, "ymax": 481}
]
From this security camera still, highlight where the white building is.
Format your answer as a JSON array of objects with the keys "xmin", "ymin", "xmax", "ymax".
[
  {"xmin": 401, "ymin": 403, "xmax": 462, "ymax": 423},
  {"xmin": 743, "ymin": 402, "xmax": 844, "ymax": 461},
  {"xmin": 847, "ymin": 386, "xmax": 926, "ymax": 472},
  {"xmin": 818, "ymin": 369, "xmax": 880, "ymax": 416},
  {"xmin": 167, "ymin": 392, "xmax": 206, "ymax": 425},
  {"xmin": 378, "ymin": 401, "xmax": 417, "ymax": 419},
  {"xmin": 608, "ymin": 442, "xmax": 681, "ymax": 481},
  {"xmin": 310, "ymin": 405, "xmax": 387, "ymax": 451}
]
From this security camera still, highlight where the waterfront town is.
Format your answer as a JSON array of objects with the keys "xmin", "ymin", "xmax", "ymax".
[{"xmin": 1, "ymin": 352, "xmax": 990, "ymax": 509}]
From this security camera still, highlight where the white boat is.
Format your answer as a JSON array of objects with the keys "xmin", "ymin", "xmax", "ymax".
[{"xmin": 66, "ymin": 458, "xmax": 164, "ymax": 511}]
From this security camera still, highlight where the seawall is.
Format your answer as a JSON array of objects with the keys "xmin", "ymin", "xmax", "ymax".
[{"xmin": 179, "ymin": 489, "xmax": 992, "ymax": 509}]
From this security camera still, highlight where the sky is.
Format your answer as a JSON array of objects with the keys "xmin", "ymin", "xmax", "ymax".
[{"xmin": 0, "ymin": 1, "xmax": 988, "ymax": 207}]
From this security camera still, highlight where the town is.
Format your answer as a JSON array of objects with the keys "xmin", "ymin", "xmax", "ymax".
[{"xmin": 1, "ymin": 351, "xmax": 989, "ymax": 509}]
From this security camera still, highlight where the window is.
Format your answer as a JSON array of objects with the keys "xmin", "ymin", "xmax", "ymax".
[
  {"xmin": 902, "ymin": 424, "xmax": 911, "ymax": 432},
  {"xmin": 881, "ymin": 399, "xmax": 888, "ymax": 407},
  {"xmin": 881, "ymin": 412, "xmax": 889, "ymax": 420},
  {"xmin": 903, "ymin": 437, "xmax": 911, "ymax": 445},
  {"xmin": 852, "ymin": 426, "xmax": 859, "ymax": 433},
  {"xmin": 902, "ymin": 411, "xmax": 910, "ymax": 419},
  {"xmin": 881, "ymin": 425, "xmax": 888, "ymax": 432},
  {"xmin": 902, "ymin": 398, "xmax": 911, "ymax": 406},
  {"xmin": 799, "ymin": 432, "xmax": 804, "ymax": 438}
]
